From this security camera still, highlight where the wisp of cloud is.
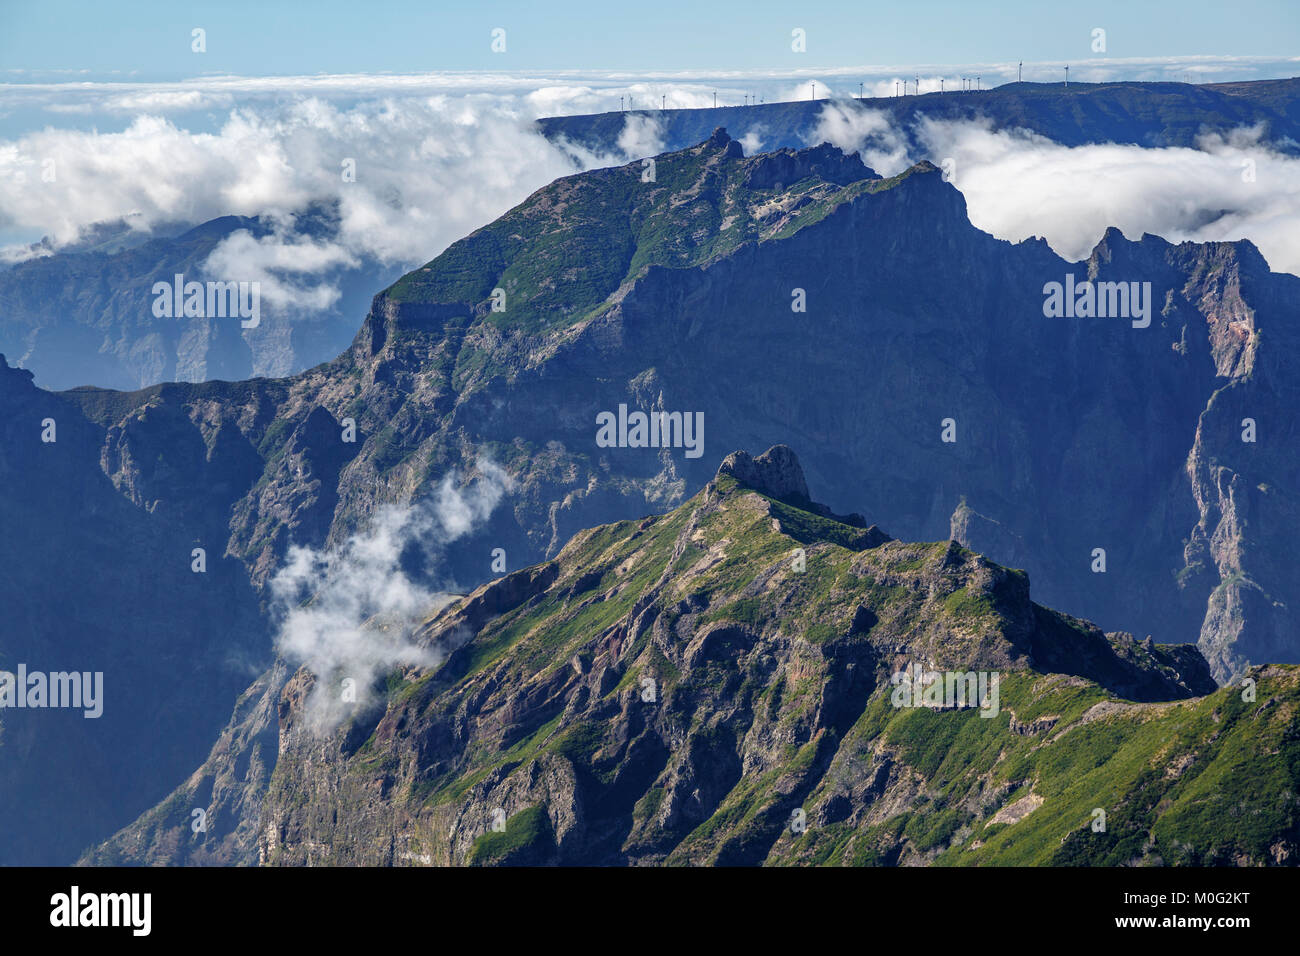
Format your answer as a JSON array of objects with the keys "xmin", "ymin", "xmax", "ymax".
[{"xmin": 269, "ymin": 460, "xmax": 511, "ymax": 733}]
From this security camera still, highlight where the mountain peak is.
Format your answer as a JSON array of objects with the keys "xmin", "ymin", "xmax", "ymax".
[
  {"xmin": 717, "ymin": 444, "xmax": 810, "ymax": 502},
  {"xmin": 703, "ymin": 126, "xmax": 744, "ymax": 159},
  {"xmin": 742, "ymin": 140, "xmax": 875, "ymax": 188},
  {"xmin": 716, "ymin": 445, "xmax": 877, "ymax": 533}
]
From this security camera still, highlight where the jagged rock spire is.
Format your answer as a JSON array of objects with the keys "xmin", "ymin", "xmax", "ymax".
[{"xmin": 717, "ymin": 444, "xmax": 811, "ymax": 502}]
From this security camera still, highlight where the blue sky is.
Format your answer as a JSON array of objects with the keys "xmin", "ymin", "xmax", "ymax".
[{"xmin": 2, "ymin": 0, "xmax": 1297, "ymax": 78}]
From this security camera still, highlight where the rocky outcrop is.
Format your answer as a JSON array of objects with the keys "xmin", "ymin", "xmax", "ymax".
[
  {"xmin": 743, "ymin": 141, "xmax": 876, "ymax": 189},
  {"xmin": 718, "ymin": 445, "xmax": 811, "ymax": 503}
]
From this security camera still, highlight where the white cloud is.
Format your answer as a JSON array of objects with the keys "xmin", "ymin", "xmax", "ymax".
[
  {"xmin": 270, "ymin": 460, "xmax": 511, "ymax": 733},
  {"xmin": 738, "ymin": 126, "xmax": 767, "ymax": 156},
  {"xmin": 3, "ymin": 66, "xmax": 1300, "ymax": 300},
  {"xmin": 201, "ymin": 226, "xmax": 357, "ymax": 311},
  {"xmin": 918, "ymin": 117, "xmax": 1300, "ymax": 275},
  {"xmin": 0, "ymin": 112, "xmax": 309, "ymax": 249},
  {"xmin": 810, "ymin": 103, "xmax": 911, "ymax": 174},
  {"xmin": 0, "ymin": 94, "xmax": 659, "ymax": 297},
  {"xmin": 811, "ymin": 105, "xmax": 1300, "ymax": 277},
  {"xmin": 104, "ymin": 89, "xmax": 232, "ymax": 112},
  {"xmin": 616, "ymin": 113, "xmax": 665, "ymax": 159}
]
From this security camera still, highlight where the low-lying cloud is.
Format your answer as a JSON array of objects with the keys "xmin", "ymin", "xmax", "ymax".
[
  {"xmin": 269, "ymin": 460, "xmax": 511, "ymax": 733},
  {"xmin": 813, "ymin": 104, "xmax": 1300, "ymax": 277},
  {"xmin": 811, "ymin": 102, "xmax": 912, "ymax": 175},
  {"xmin": 0, "ymin": 93, "xmax": 656, "ymax": 302},
  {"xmin": 201, "ymin": 222, "xmax": 358, "ymax": 311},
  {"xmin": 3, "ymin": 73, "xmax": 1299, "ymax": 313}
]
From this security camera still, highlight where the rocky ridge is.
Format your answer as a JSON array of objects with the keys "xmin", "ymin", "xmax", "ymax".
[{"xmin": 93, "ymin": 447, "xmax": 1297, "ymax": 867}]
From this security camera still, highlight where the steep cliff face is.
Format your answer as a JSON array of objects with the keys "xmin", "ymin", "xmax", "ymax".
[
  {"xmin": 212, "ymin": 133, "xmax": 1294, "ymax": 680},
  {"xmin": 0, "ymin": 357, "xmax": 270, "ymax": 866},
  {"xmin": 1178, "ymin": 243, "xmax": 1300, "ymax": 680},
  {"xmin": 15, "ymin": 129, "xmax": 1300, "ymax": 864},
  {"xmin": 246, "ymin": 449, "xmax": 1295, "ymax": 867},
  {"xmin": 325, "ymin": 131, "xmax": 1291, "ymax": 682},
  {"xmin": 82, "ymin": 664, "xmax": 286, "ymax": 867}
]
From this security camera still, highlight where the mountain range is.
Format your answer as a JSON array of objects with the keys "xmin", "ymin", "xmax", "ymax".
[
  {"xmin": 2, "ymin": 78, "xmax": 1297, "ymax": 395},
  {"xmin": 87, "ymin": 446, "xmax": 1299, "ymax": 866},
  {"xmin": 541, "ymin": 77, "xmax": 1300, "ymax": 157},
  {"xmin": 2, "ymin": 113, "xmax": 1298, "ymax": 864}
]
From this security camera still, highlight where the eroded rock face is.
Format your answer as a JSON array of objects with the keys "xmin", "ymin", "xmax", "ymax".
[
  {"xmin": 51, "ymin": 138, "xmax": 1292, "ymax": 684},
  {"xmin": 743, "ymin": 141, "xmax": 877, "ymax": 189}
]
